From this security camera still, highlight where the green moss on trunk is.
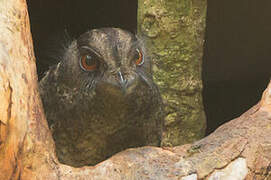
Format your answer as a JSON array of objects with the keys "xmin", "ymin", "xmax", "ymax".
[{"xmin": 138, "ymin": 0, "xmax": 207, "ymax": 146}]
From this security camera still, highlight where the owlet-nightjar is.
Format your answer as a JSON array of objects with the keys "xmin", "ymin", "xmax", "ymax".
[{"xmin": 39, "ymin": 28, "xmax": 164, "ymax": 167}]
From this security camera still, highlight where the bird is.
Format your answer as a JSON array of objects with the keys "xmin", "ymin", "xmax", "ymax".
[{"xmin": 39, "ymin": 28, "xmax": 164, "ymax": 167}]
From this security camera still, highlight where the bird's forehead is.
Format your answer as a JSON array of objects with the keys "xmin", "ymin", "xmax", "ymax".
[{"xmin": 79, "ymin": 28, "xmax": 136, "ymax": 55}]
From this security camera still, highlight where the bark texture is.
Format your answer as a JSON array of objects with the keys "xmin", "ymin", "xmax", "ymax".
[
  {"xmin": 0, "ymin": 0, "xmax": 58, "ymax": 179},
  {"xmin": 0, "ymin": 0, "xmax": 271, "ymax": 180},
  {"xmin": 137, "ymin": 0, "xmax": 207, "ymax": 146}
]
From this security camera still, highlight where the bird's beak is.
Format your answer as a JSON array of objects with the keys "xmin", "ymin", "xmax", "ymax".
[
  {"xmin": 118, "ymin": 71, "xmax": 128, "ymax": 93},
  {"xmin": 95, "ymin": 71, "xmax": 137, "ymax": 96}
]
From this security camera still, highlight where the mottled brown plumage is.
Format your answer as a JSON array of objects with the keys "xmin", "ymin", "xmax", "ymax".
[{"xmin": 39, "ymin": 28, "xmax": 164, "ymax": 167}]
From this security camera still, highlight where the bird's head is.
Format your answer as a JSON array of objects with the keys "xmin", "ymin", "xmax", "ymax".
[{"xmin": 61, "ymin": 28, "xmax": 154, "ymax": 98}]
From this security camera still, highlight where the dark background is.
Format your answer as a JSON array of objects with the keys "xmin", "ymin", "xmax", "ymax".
[
  {"xmin": 27, "ymin": 0, "xmax": 271, "ymax": 136},
  {"xmin": 203, "ymin": 0, "xmax": 271, "ymax": 134}
]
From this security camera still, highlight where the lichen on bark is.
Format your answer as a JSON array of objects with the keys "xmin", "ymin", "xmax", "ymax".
[{"xmin": 138, "ymin": 0, "xmax": 207, "ymax": 146}]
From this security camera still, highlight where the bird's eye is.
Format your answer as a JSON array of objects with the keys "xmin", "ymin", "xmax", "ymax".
[
  {"xmin": 134, "ymin": 49, "xmax": 144, "ymax": 66},
  {"xmin": 80, "ymin": 54, "xmax": 99, "ymax": 71}
]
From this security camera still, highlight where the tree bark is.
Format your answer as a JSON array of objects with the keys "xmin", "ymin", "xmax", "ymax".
[
  {"xmin": 0, "ymin": 0, "xmax": 57, "ymax": 179},
  {"xmin": 0, "ymin": 0, "xmax": 271, "ymax": 179},
  {"xmin": 137, "ymin": 0, "xmax": 207, "ymax": 146}
]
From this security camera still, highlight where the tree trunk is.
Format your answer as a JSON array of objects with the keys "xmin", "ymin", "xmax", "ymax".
[
  {"xmin": 137, "ymin": 0, "xmax": 207, "ymax": 146},
  {"xmin": 0, "ymin": 0, "xmax": 271, "ymax": 179}
]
